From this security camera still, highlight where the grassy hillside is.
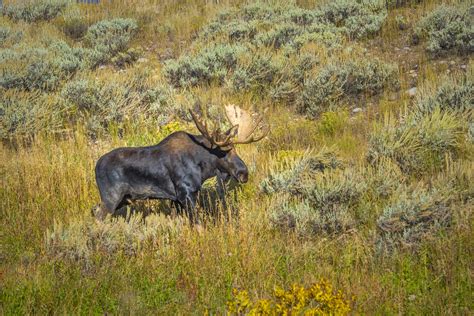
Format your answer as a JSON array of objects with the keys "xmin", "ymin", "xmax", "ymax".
[{"xmin": 1, "ymin": 0, "xmax": 472, "ymax": 314}]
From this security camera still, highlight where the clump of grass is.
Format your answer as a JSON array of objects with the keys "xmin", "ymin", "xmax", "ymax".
[
  {"xmin": 1, "ymin": 0, "xmax": 68, "ymax": 22},
  {"xmin": 46, "ymin": 213, "xmax": 184, "ymax": 262},
  {"xmin": 376, "ymin": 186, "xmax": 452, "ymax": 252},
  {"xmin": 227, "ymin": 280, "xmax": 351, "ymax": 315},
  {"xmin": 414, "ymin": 5, "xmax": 473, "ymax": 56}
]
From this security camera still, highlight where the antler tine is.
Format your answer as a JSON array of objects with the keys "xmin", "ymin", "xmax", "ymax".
[
  {"xmin": 190, "ymin": 108, "xmax": 236, "ymax": 148},
  {"xmin": 189, "ymin": 109, "xmax": 212, "ymax": 141},
  {"xmin": 224, "ymin": 105, "xmax": 270, "ymax": 145}
]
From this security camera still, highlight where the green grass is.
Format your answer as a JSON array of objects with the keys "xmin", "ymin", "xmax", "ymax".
[{"xmin": 1, "ymin": 0, "xmax": 473, "ymax": 314}]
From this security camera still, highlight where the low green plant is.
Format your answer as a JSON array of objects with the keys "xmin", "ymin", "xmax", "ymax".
[
  {"xmin": 414, "ymin": 5, "xmax": 473, "ymax": 55},
  {"xmin": 318, "ymin": 110, "xmax": 349, "ymax": 136},
  {"xmin": 1, "ymin": 0, "xmax": 68, "ymax": 22}
]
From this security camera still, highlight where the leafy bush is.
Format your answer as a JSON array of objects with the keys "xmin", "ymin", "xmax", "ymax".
[
  {"xmin": 164, "ymin": 44, "xmax": 246, "ymax": 87},
  {"xmin": 1, "ymin": 0, "xmax": 68, "ymax": 22},
  {"xmin": 314, "ymin": 0, "xmax": 387, "ymax": 39},
  {"xmin": 0, "ymin": 41, "xmax": 86, "ymax": 91},
  {"xmin": 414, "ymin": 5, "xmax": 473, "ymax": 55},
  {"xmin": 299, "ymin": 58, "xmax": 398, "ymax": 118},
  {"xmin": 227, "ymin": 280, "xmax": 351, "ymax": 315},
  {"xmin": 367, "ymin": 109, "xmax": 465, "ymax": 174},
  {"xmin": 85, "ymin": 18, "xmax": 138, "ymax": 68},
  {"xmin": 376, "ymin": 186, "xmax": 452, "ymax": 252},
  {"xmin": 46, "ymin": 213, "xmax": 184, "ymax": 262}
]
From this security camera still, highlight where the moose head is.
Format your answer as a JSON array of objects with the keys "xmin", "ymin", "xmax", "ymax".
[{"xmin": 94, "ymin": 105, "xmax": 269, "ymax": 223}]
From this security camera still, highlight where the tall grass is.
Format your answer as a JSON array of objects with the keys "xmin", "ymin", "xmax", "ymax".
[{"xmin": 1, "ymin": 0, "xmax": 473, "ymax": 314}]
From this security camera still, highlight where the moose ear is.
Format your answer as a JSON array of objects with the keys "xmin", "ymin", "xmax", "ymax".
[{"xmin": 225, "ymin": 125, "xmax": 239, "ymax": 138}]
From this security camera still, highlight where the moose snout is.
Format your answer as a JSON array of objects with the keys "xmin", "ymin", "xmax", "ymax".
[{"xmin": 238, "ymin": 172, "xmax": 248, "ymax": 183}]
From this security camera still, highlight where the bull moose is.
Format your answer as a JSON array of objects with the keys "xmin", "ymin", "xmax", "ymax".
[{"xmin": 93, "ymin": 105, "xmax": 269, "ymax": 223}]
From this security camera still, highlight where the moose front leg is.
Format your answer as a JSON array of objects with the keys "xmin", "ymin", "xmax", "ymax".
[
  {"xmin": 216, "ymin": 170, "xmax": 230, "ymax": 211},
  {"xmin": 177, "ymin": 189, "xmax": 199, "ymax": 225}
]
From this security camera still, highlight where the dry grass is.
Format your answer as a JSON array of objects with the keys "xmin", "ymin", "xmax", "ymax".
[{"xmin": 1, "ymin": 0, "xmax": 473, "ymax": 314}]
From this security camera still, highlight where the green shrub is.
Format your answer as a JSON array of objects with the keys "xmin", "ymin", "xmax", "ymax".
[
  {"xmin": 270, "ymin": 168, "xmax": 365, "ymax": 236},
  {"xmin": 367, "ymin": 109, "xmax": 465, "ymax": 174},
  {"xmin": 58, "ymin": 6, "xmax": 89, "ymax": 39},
  {"xmin": 0, "ymin": 26, "xmax": 23, "ymax": 47},
  {"xmin": 46, "ymin": 213, "xmax": 184, "ymax": 262},
  {"xmin": 164, "ymin": 44, "xmax": 246, "ymax": 87},
  {"xmin": 314, "ymin": 0, "xmax": 387, "ymax": 39},
  {"xmin": 0, "ymin": 89, "xmax": 64, "ymax": 140},
  {"xmin": 299, "ymin": 58, "xmax": 398, "ymax": 118},
  {"xmin": 260, "ymin": 147, "xmax": 343, "ymax": 195},
  {"xmin": 376, "ymin": 186, "xmax": 452, "ymax": 252},
  {"xmin": 414, "ymin": 76, "xmax": 473, "ymax": 117},
  {"xmin": 230, "ymin": 53, "xmax": 281, "ymax": 91},
  {"xmin": 318, "ymin": 110, "xmax": 349, "ymax": 136},
  {"xmin": 1, "ymin": 0, "xmax": 68, "ymax": 22},
  {"xmin": 255, "ymin": 23, "xmax": 303, "ymax": 49},
  {"xmin": 85, "ymin": 18, "xmax": 138, "ymax": 68},
  {"xmin": 0, "ymin": 41, "xmax": 86, "ymax": 91},
  {"xmin": 414, "ymin": 5, "xmax": 473, "ymax": 55}
]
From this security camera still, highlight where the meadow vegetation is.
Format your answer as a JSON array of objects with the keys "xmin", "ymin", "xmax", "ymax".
[{"xmin": 1, "ymin": 0, "xmax": 472, "ymax": 314}]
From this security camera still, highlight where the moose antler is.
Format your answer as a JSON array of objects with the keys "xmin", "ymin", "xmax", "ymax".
[
  {"xmin": 224, "ymin": 104, "xmax": 269, "ymax": 145},
  {"xmin": 190, "ymin": 105, "xmax": 269, "ymax": 148},
  {"xmin": 189, "ymin": 109, "xmax": 238, "ymax": 148}
]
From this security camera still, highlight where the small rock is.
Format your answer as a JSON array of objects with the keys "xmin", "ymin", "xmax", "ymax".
[
  {"xmin": 352, "ymin": 107, "xmax": 363, "ymax": 113},
  {"xmin": 137, "ymin": 57, "xmax": 148, "ymax": 63},
  {"xmin": 407, "ymin": 87, "xmax": 417, "ymax": 97},
  {"xmin": 403, "ymin": 46, "xmax": 411, "ymax": 51},
  {"xmin": 460, "ymin": 64, "xmax": 467, "ymax": 69}
]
